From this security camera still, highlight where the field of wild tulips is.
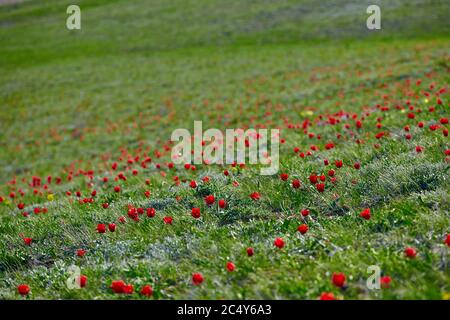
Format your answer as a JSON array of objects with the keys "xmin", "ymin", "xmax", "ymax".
[{"xmin": 0, "ymin": 0, "xmax": 449, "ymax": 300}]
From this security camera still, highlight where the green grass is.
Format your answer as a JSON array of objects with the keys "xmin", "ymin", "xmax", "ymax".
[{"xmin": 0, "ymin": 0, "xmax": 449, "ymax": 299}]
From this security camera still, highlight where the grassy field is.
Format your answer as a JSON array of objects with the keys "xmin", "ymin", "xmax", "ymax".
[{"xmin": 0, "ymin": 0, "xmax": 449, "ymax": 299}]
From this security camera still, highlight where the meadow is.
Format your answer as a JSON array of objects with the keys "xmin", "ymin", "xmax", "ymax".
[{"xmin": 0, "ymin": 0, "xmax": 449, "ymax": 299}]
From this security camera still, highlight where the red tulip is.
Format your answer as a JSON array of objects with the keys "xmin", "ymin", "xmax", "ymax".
[
  {"xmin": 192, "ymin": 273, "xmax": 204, "ymax": 285},
  {"xmin": 108, "ymin": 223, "xmax": 116, "ymax": 232},
  {"xmin": 226, "ymin": 261, "xmax": 236, "ymax": 272},
  {"xmin": 292, "ymin": 179, "xmax": 301, "ymax": 189},
  {"xmin": 140, "ymin": 285, "xmax": 153, "ymax": 297},
  {"xmin": 332, "ymin": 272, "xmax": 346, "ymax": 288},
  {"xmin": 218, "ymin": 199, "xmax": 226, "ymax": 209},
  {"xmin": 250, "ymin": 192, "xmax": 260, "ymax": 200},
  {"xmin": 163, "ymin": 216, "xmax": 173, "ymax": 224},
  {"xmin": 380, "ymin": 276, "xmax": 391, "ymax": 289},
  {"xmin": 191, "ymin": 207, "xmax": 201, "ymax": 219},
  {"xmin": 301, "ymin": 209, "xmax": 310, "ymax": 217},
  {"xmin": 79, "ymin": 275, "xmax": 87, "ymax": 288},
  {"xmin": 319, "ymin": 292, "xmax": 335, "ymax": 300},
  {"xmin": 297, "ymin": 224, "xmax": 308, "ymax": 234},
  {"xmin": 96, "ymin": 224, "xmax": 106, "ymax": 233},
  {"xmin": 17, "ymin": 284, "xmax": 30, "ymax": 296},
  {"xmin": 405, "ymin": 247, "xmax": 417, "ymax": 258},
  {"xmin": 360, "ymin": 208, "xmax": 371, "ymax": 220},
  {"xmin": 274, "ymin": 237, "xmax": 285, "ymax": 249},
  {"xmin": 316, "ymin": 183, "xmax": 325, "ymax": 192},
  {"xmin": 76, "ymin": 249, "xmax": 86, "ymax": 257},
  {"xmin": 246, "ymin": 247, "xmax": 254, "ymax": 257},
  {"xmin": 23, "ymin": 237, "xmax": 32, "ymax": 246},
  {"xmin": 204, "ymin": 195, "xmax": 215, "ymax": 205}
]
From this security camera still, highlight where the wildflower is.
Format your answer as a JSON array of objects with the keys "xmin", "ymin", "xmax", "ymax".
[
  {"xmin": 274, "ymin": 237, "xmax": 285, "ymax": 249},
  {"xmin": 250, "ymin": 192, "xmax": 261, "ymax": 200},
  {"xmin": 192, "ymin": 273, "xmax": 204, "ymax": 285},
  {"xmin": 280, "ymin": 173, "xmax": 289, "ymax": 181},
  {"xmin": 292, "ymin": 179, "xmax": 301, "ymax": 189},
  {"xmin": 246, "ymin": 247, "xmax": 254, "ymax": 256},
  {"xmin": 191, "ymin": 207, "xmax": 201, "ymax": 219},
  {"xmin": 189, "ymin": 180, "xmax": 197, "ymax": 188},
  {"xmin": 335, "ymin": 160, "xmax": 343, "ymax": 168},
  {"xmin": 316, "ymin": 183, "xmax": 325, "ymax": 192},
  {"xmin": 147, "ymin": 208, "xmax": 156, "ymax": 218},
  {"xmin": 96, "ymin": 224, "xmax": 106, "ymax": 233},
  {"xmin": 17, "ymin": 284, "xmax": 30, "ymax": 296},
  {"xmin": 205, "ymin": 195, "xmax": 215, "ymax": 205},
  {"xmin": 108, "ymin": 223, "xmax": 116, "ymax": 232},
  {"xmin": 319, "ymin": 292, "xmax": 335, "ymax": 300},
  {"xmin": 23, "ymin": 237, "xmax": 32, "ymax": 246},
  {"xmin": 140, "ymin": 285, "xmax": 153, "ymax": 297},
  {"xmin": 297, "ymin": 224, "xmax": 308, "ymax": 234},
  {"xmin": 111, "ymin": 280, "xmax": 126, "ymax": 293},
  {"xmin": 76, "ymin": 249, "xmax": 86, "ymax": 257},
  {"xmin": 79, "ymin": 275, "xmax": 87, "ymax": 288},
  {"xmin": 405, "ymin": 247, "xmax": 417, "ymax": 258},
  {"xmin": 381, "ymin": 276, "xmax": 391, "ymax": 289},
  {"xmin": 301, "ymin": 209, "xmax": 310, "ymax": 217},
  {"xmin": 218, "ymin": 199, "xmax": 226, "ymax": 209},
  {"xmin": 226, "ymin": 262, "xmax": 236, "ymax": 272},
  {"xmin": 360, "ymin": 208, "xmax": 371, "ymax": 220},
  {"xmin": 114, "ymin": 185, "xmax": 121, "ymax": 193},
  {"xmin": 332, "ymin": 272, "xmax": 346, "ymax": 288},
  {"xmin": 163, "ymin": 216, "xmax": 173, "ymax": 224}
]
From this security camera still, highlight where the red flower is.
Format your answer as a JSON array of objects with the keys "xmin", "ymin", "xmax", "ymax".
[
  {"xmin": 163, "ymin": 216, "xmax": 173, "ymax": 224},
  {"xmin": 332, "ymin": 272, "xmax": 346, "ymax": 288},
  {"xmin": 335, "ymin": 160, "xmax": 343, "ymax": 168},
  {"xmin": 147, "ymin": 207, "xmax": 156, "ymax": 218},
  {"xmin": 123, "ymin": 284, "xmax": 134, "ymax": 294},
  {"xmin": 23, "ymin": 237, "xmax": 32, "ymax": 246},
  {"xmin": 17, "ymin": 284, "xmax": 30, "ymax": 296},
  {"xmin": 360, "ymin": 208, "xmax": 371, "ymax": 220},
  {"xmin": 316, "ymin": 183, "xmax": 325, "ymax": 192},
  {"xmin": 445, "ymin": 234, "xmax": 450, "ymax": 247},
  {"xmin": 404, "ymin": 247, "xmax": 417, "ymax": 258},
  {"xmin": 108, "ymin": 223, "xmax": 116, "ymax": 232},
  {"xmin": 250, "ymin": 192, "xmax": 261, "ymax": 200},
  {"xmin": 191, "ymin": 207, "xmax": 201, "ymax": 219},
  {"xmin": 415, "ymin": 146, "xmax": 424, "ymax": 153},
  {"xmin": 111, "ymin": 280, "xmax": 126, "ymax": 293},
  {"xmin": 140, "ymin": 285, "xmax": 153, "ymax": 297},
  {"xmin": 114, "ymin": 185, "xmax": 121, "ymax": 193},
  {"xmin": 319, "ymin": 292, "xmax": 335, "ymax": 300},
  {"xmin": 274, "ymin": 237, "xmax": 285, "ymax": 249},
  {"xmin": 246, "ymin": 247, "xmax": 254, "ymax": 256},
  {"xmin": 226, "ymin": 261, "xmax": 236, "ymax": 272},
  {"xmin": 280, "ymin": 173, "xmax": 289, "ymax": 181},
  {"xmin": 79, "ymin": 275, "xmax": 87, "ymax": 288},
  {"xmin": 192, "ymin": 273, "xmax": 204, "ymax": 285},
  {"xmin": 18, "ymin": 203, "xmax": 25, "ymax": 210},
  {"xmin": 301, "ymin": 209, "xmax": 310, "ymax": 217},
  {"xmin": 144, "ymin": 190, "xmax": 151, "ymax": 198},
  {"xmin": 96, "ymin": 224, "xmax": 106, "ymax": 233},
  {"xmin": 297, "ymin": 224, "xmax": 308, "ymax": 234},
  {"xmin": 309, "ymin": 174, "xmax": 318, "ymax": 184},
  {"xmin": 189, "ymin": 180, "xmax": 197, "ymax": 188},
  {"xmin": 218, "ymin": 199, "xmax": 227, "ymax": 209},
  {"xmin": 354, "ymin": 162, "xmax": 361, "ymax": 170},
  {"xmin": 102, "ymin": 203, "xmax": 109, "ymax": 209},
  {"xmin": 204, "ymin": 195, "xmax": 215, "ymax": 206},
  {"xmin": 380, "ymin": 276, "xmax": 391, "ymax": 289},
  {"xmin": 292, "ymin": 179, "xmax": 301, "ymax": 189},
  {"xmin": 76, "ymin": 249, "xmax": 86, "ymax": 257},
  {"xmin": 118, "ymin": 216, "xmax": 126, "ymax": 223},
  {"xmin": 328, "ymin": 169, "xmax": 335, "ymax": 177}
]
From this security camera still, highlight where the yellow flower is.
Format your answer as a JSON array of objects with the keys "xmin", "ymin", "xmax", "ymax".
[
  {"xmin": 300, "ymin": 110, "xmax": 314, "ymax": 117},
  {"xmin": 443, "ymin": 292, "xmax": 450, "ymax": 300},
  {"xmin": 424, "ymin": 98, "xmax": 429, "ymax": 104},
  {"xmin": 47, "ymin": 194, "xmax": 54, "ymax": 201}
]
